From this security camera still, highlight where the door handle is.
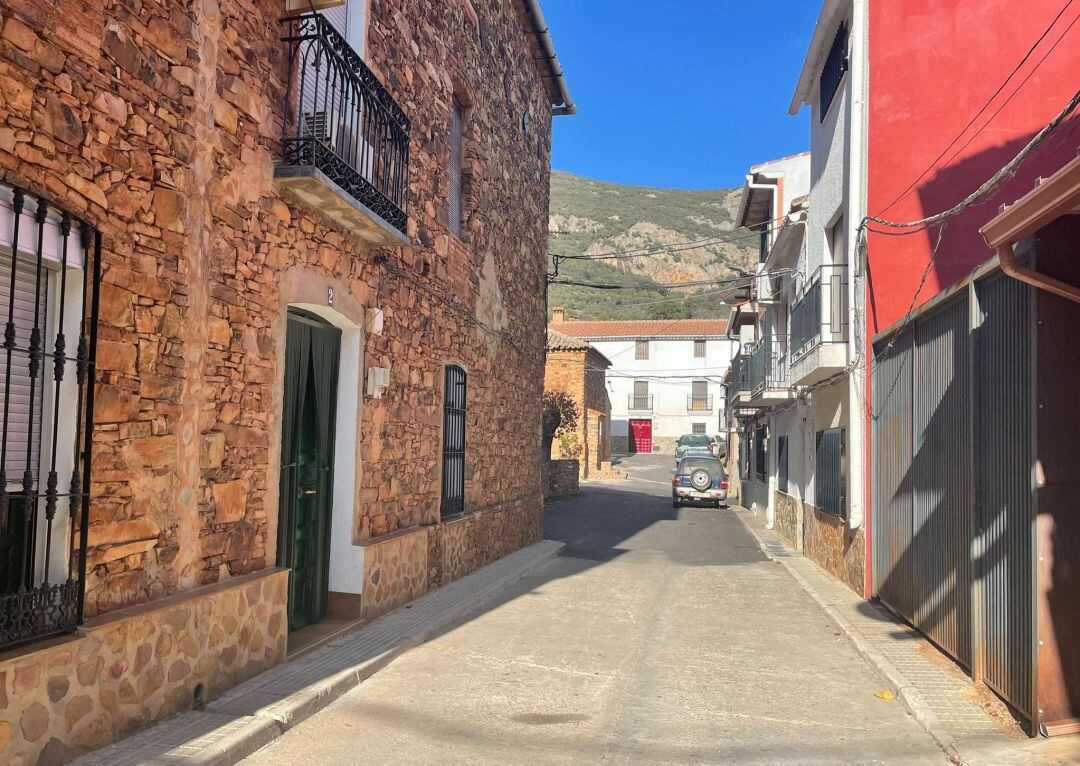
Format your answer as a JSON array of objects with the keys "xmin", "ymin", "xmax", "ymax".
[{"xmin": 301, "ymin": 489, "xmax": 318, "ymax": 496}]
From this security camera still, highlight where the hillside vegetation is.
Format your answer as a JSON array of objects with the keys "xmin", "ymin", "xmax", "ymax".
[{"xmin": 547, "ymin": 172, "xmax": 757, "ymax": 320}]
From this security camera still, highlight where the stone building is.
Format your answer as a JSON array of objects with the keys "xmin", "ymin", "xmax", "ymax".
[
  {"xmin": 0, "ymin": 0, "xmax": 572, "ymax": 762},
  {"xmin": 544, "ymin": 328, "xmax": 614, "ymax": 480}
]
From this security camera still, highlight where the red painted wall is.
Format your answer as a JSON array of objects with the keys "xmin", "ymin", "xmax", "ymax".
[{"xmin": 866, "ymin": 0, "xmax": 1080, "ymax": 335}]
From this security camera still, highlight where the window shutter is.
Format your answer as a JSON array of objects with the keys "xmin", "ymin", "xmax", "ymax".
[
  {"xmin": 0, "ymin": 253, "xmax": 47, "ymax": 488},
  {"xmin": 448, "ymin": 99, "xmax": 465, "ymax": 238}
]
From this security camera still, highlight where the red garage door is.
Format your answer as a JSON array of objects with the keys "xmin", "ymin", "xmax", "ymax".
[{"xmin": 629, "ymin": 419, "xmax": 652, "ymax": 454}]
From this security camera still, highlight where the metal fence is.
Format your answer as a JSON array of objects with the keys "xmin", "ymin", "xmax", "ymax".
[
  {"xmin": 0, "ymin": 184, "xmax": 101, "ymax": 651},
  {"xmin": 627, "ymin": 395, "xmax": 653, "ymax": 411},
  {"xmin": 750, "ymin": 335, "xmax": 788, "ymax": 393},
  {"xmin": 686, "ymin": 395, "xmax": 713, "ymax": 412},
  {"xmin": 280, "ymin": 12, "xmax": 411, "ymax": 235}
]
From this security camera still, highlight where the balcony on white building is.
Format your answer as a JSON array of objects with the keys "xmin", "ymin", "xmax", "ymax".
[{"xmin": 789, "ymin": 263, "xmax": 848, "ymax": 386}]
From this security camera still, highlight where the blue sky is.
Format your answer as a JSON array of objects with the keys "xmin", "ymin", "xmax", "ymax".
[{"xmin": 544, "ymin": 1, "xmax": 820, "ymax": 190}]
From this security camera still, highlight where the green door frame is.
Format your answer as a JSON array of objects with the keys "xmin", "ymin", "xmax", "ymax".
[{"xmin": 278, "ymin": 309, "xmax": 340, "ymax": 631}]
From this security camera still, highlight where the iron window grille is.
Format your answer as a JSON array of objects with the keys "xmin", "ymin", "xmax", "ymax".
[
  {"xmin": 0, "ymin": 184, "xmax": 101, "ymax": 651},
  {"xmin": 777, "ymin": 435, "xmax": 788, "ymax": 493},
  {"xmin": 687, "ymin": 394, "xmax": 713, "ymax": 412},
  {"xmin": 691, "ymin": 423, "xmax": 706, "ymax": 435},
  {"xmin": 693, "ymin": 339, "xmax": 705, "ymax": 358},
  {"xmin": 754, "ymin": 425, "xmax": 767, "ymax": 481},
  {"xmin": 815, "ymin": 427, "xmax": 846, "ymax": 518},
  {"xmin": 440, "ymin": 365, "xmax": 466, "ymax": 519},
  {"xmin": 448, "ymin": 98, "xmax": 465, "ymax": 239},
  {"xmin": 634, "ymin": 339, "xmax": 649, "ymax": 360},
  {"xmin": 280, "ymin": 12, "xmax": 411, "ymax": 236},
  {"xmin": 819, "ymin": 21, "xmax": 848, "ymax": 122}
]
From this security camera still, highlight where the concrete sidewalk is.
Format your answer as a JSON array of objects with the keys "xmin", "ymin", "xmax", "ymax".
[
  {"xmin": 73, "ymin": 540, "xmax": 564, "ymax": 766},
  {"xmin": 733, "ymin": 505, "xmax": 1080, "ymax": 766}
]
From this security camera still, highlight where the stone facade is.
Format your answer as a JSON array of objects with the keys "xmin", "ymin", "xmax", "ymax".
[
  {"xmin": 544, "ymin": 332, "xmax": 613, "ymax": 478},
  {"xmin": 773, "ymin": 490, "xmax": 802, "ymax": 551},
  {"xmin": 0, "ymin": 0, "xmax": 560, "ymax": 761},
  {"xmin": 803, "ymin": 502, "xmax": 864, "ymax": 595},
  {"xmin": 0, "ymin": 569, "xmax": 288, "ymax": 765},
  {"xmin": 542, "ymin": 459, "xmax": 579, "ymax": 499}
]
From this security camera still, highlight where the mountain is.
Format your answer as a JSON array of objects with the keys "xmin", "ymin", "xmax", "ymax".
[{"xmin": 546, "ymin": 172, "xmax": 757, "ymax": 321}]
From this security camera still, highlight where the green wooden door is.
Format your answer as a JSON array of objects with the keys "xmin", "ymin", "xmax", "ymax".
[{"xmin": 279, "ymin": 311, "xmax": 340, "ymax": 631}]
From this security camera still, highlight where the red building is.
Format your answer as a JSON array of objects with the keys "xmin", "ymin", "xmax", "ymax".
[{"xmin": 862, "ymin": 1, "xmax": 1080, "ymax": 735}]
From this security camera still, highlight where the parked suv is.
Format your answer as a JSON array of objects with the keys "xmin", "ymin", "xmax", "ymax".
[
  {"xmin": 672, "ymin": 455, "xmax": 728, "ymax": 508},
  {"xmin": 675, "ymin": 434, "xmax": 713, "ymax": 463}
]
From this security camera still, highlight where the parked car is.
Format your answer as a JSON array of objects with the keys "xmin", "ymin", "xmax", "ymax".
[
  {"xmin": 675, "ymin": 433, "xmax": 713, "ymax": 462},
  {"xmin": 710, "ymin": 434, "xmax": 727, "ymax": 458},
  {"xmin": 672, "ymin": 455, "xmax": 728, "ymax": 508}
]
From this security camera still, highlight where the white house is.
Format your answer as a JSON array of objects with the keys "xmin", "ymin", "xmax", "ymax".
[{"xmin": 551, "ymin": 312, "xmax": 737, "ymax": 454}]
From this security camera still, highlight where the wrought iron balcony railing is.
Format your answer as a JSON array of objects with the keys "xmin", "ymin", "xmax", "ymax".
[
  {"xmin": 791, "ymin": 264, "xmax": 848, "ymax": 359},
  {"xmin": 687, "ymin": 395, "xmax": 714, "ymax": 412},
  {"xmin": 280, "ymin": 13, "xmax": 410, "ymax": 236},
  {"xmin": 627, "ymin": 395, "xmax": 653, "ymax": 411},
  {"xmin": 0, "ymin": 183, "xmax": 101, "ymax": 651},
  {"xmin": 750, "ymin": 335, "xmax": 789, "ymax": 393}
]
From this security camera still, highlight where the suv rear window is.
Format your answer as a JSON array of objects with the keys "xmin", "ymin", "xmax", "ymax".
[
  {"xmin": 678, "ymin": 457, "xmax": 722, "ymax": 475},
  {"xmin": 678, "ymin": 435, "xmax": 711, "ymax": 447}
]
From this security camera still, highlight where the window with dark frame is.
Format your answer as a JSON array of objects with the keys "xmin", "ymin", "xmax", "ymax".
[
  {"xmin": 440, "ymin": 365, "xmax": 467, "ymax": 519},
  {"xmin": 635, "ymin": 339, "xmax": 649, "ymax": 360},
  {"xmin": 815, "ymin": 427, "xmax": 846, "ymax": 518},
  {"xmin": 448, "ymin": 98, "xmax": 466, "ymax": 238},
  {"xmin": 693, "ymin": 339, "xmax": 706, "ymax": 358},
  {"xmin": 777, "ymin": 435, "xmax": 789, "ymax": 493},
  {"xmin": 819, "ymin": 22, "xmax": 848, "ymax": 122},
  {"xmin": 754, "ymin": 424, "xmax": 767, "ymax": 482}
]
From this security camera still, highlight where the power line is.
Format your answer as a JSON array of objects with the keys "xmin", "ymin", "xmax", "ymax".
[
  {"xmin": 877, "ymin": 0, "xmax": 1078, "ymax": 215},
  {"xmin": 550, "ymin": 268, "xmax": 790, "ymax": 291}
]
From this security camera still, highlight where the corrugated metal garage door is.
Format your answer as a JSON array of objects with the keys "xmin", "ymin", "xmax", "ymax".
[{"xmin": 873, "ymin": 271, "xmax": 1035, "ymax": 719}]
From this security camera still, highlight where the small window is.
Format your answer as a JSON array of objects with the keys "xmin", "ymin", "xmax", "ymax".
[
  {"xmin": 441, "ymin": 365, "xmax": 467, "ymax": 518},
  {"xmin": 692, "ymin": 423, "xmax": 706, "ymax": 435},
  {"xmin": 777, "ymin": 435, "xmax": 789, "ymax": 493},
  {"xmin": 819, "ymin": 22, "xmax": 848, "ymax": 122},
  {"xmin": 693, "ymin": 339, "xmax": 706, "ymax": 358},
  {"xmin": 635, "ymin": 339, "xmax": 649, "ymax": 360},
  {"xmin": 448, "ymin": 98, "xmax": 466, "ymax": 238},
  {"xmin": 754, "ymin": 425, "xmax": 767, "ymax": 482},
  {"xmin": 815, "ymin": 428, "xmax": 846, "ymax": 518}
]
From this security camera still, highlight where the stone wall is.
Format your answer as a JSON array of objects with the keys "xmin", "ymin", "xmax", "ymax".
[
  {"xmin": 0, "ymin": 569, "xmax": 287, "ymax": 766},
  {"xmin": 803, "ymin": 503, "xmax": 865, "ymax": 595},
  {"xmin": 543, "ymin": 459, "xmax": 579, "ymax": 499},
  {"xmin": 544, "ymin": 346, "xmax": 612, "ymax": 478},
  {"xmin": 0, "ymin": 0, "xmax": 551, "ymax": 612},
  {"xmin": 773, "ymin": 490, "xmax": 802, "ymax": 550},
  {"xmin": 359, "ymin": 528, "xmax": 429, "ymax": 622}
]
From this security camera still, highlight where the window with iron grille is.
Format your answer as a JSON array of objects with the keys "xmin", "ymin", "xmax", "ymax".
[
  {"xmin": 440, "ymin": 365, "xmax": 466, "ymax": 518},
  {"xmin": 819, "ymin": 22, "xmax": 848, "ymax": 122},
  {"xmin": 635, "ymin": 339, "xmax": 649, "ymax": 360},
  {"xmin": 448, "ymin": 99, "xmax": 465, "ymax": 238},
  {"xmin": 0, "ymin": 184, "xmax": 101, "ymax": 651},
  {"xmin": 754, "ymin": 424, "xmax": 767, "ymax": 481},
  {"xmin": 777, "ymin": 435, "xmax": 788, "ymax": 493},
  {"xmin": 693, "ymin": 339, "xmax": 705, "ymax": 358},
  {"xmin": 815, "ymin": 427, "xmax": 846, "ymax": 518},
  {"xmin": 692, "ymin": 423, "xmax": 706, "ymax": 435}
]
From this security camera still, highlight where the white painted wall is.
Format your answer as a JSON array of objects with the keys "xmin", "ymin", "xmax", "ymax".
[{"xmin": 586, "ymin": 336, "xmax": 738, "ymax": 450}]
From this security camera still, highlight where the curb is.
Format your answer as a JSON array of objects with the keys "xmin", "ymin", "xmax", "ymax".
[
  {"xmin": 76, "ymin": 540, "xmax": 564, "ymax": 766},
  {"xmin": 731, "ymin": 508, "xmax": 967, "ymax": 766}
]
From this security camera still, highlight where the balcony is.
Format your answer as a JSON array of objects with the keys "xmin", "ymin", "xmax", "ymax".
[
  {"xmin": 275, "ymin": 13, "xmax": 410, "ymax": 245},
  {"xmin": 628, "ymin": 395, "xmax": 654, "ymax": 412},
  {"xmin": 790, "ymin": 264, "xmax": 848, "ymax": 386},
  {"xmin": 749, "ymin": 335, "xmax": 794, "ymax": 406},
  {"xmin": 723, "ymin": 352, "xmax": 752, "ymax": 412},
  {"xmin": 687, "ymin": 395, "xmax": 714, "ymax": 413}
]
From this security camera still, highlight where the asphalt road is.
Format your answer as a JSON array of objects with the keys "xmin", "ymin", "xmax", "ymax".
[{"xmin": 241, "ymin": 454, "xmax": 948, "ymax": 765}]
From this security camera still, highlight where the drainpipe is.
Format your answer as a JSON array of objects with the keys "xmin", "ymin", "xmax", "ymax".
[
  {"xmin": 846, "ymin": 0, "xmax": 868, "ymax": 551},
  {"xmin": 994, "ymin": 245, "xmax": 1080, "ymax": 305},
  {"xmin": 524, "ymin": 0, "xmax": 577, "ymax": 116}
]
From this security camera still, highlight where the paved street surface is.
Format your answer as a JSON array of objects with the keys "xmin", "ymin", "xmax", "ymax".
[{"xmin": 242, "ymin": 454, "xmax": 949, "ymax": 765}]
